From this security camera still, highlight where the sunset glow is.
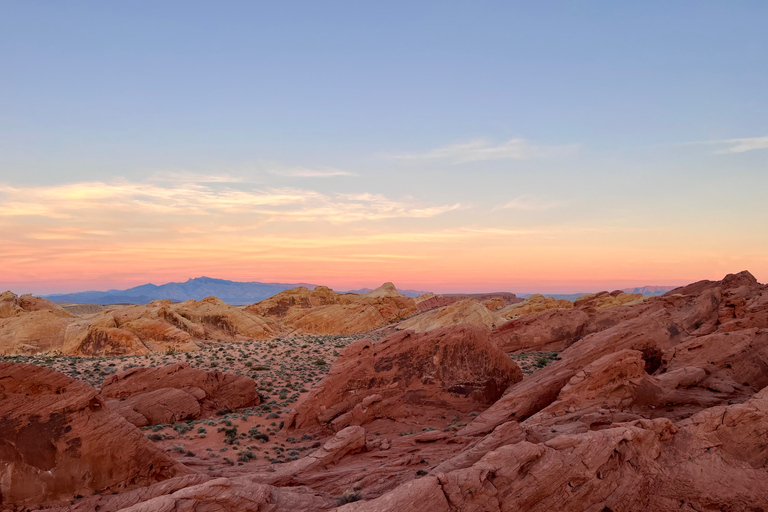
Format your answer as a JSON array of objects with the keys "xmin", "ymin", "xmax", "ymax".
[{"xmin": 1, "ymin": 3, "xmax": 766, "ymax": 295}]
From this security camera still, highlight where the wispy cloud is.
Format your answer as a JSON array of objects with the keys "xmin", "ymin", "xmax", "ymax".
[
  {"xmin": 495, "ymin": 195, "xmax": 567, "ymax": 211},
  {"xmin": 0, "ymin": 176, "xmax": 456, "ymax": 225},
  {"xmin": 684, "ymin": 135, "xmax": 768, "ymax": 154},
  {"xmin": 268, "ymin": 166, "xmax": 357, "ymax": 178},
  {"xmin": 392, "ymin": 138, "xmax": 578, "ymax": 164}
]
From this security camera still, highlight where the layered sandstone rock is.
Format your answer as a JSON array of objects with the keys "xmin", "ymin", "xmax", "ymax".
[
  {"xmin": 247, "ymin": 282, "xmax": 418, "ymax": 335},
  {"xmin": 481, "ymin": 297, "xmax": 506, "ymax": 311},
  {"xmin": 414, "ymin": 293, "xmax": 460, "ymax": 311},
  {"xmin": 288, "ymin": 324, "xmax": 522, "ymax": 431},
  {"xmin": 61, "ymin": 297, "xmax": 278, "ymax": 356},
  {"xmin": 0, "ymin": 362, "xmax": 190, "ymax": 509},
  {"xmin": 415, "ymin": 292, "xmax": 522, "ymax": 312},
  {"xmin": 396, "ymin": 298, "xmax": 505, "ymax": 332},
  {"xmin": 8, "ymin": 271, "xmax": 768, "ymax": 511},
  {"xmin": 0, "ymin": 291, "xmax": 75, "ymax": 354},
  {"xmin": 100, "ymin": 363, "xmax": 259, "ymax": 426},
  {"xmin": 339, "ymin": 398, "xmax": 768, "ymax": 511},
  {"xmin": 497, "ymin": 293, "xmax": 573, "ymax": 319},
  {"xmin": 573, "ymin": 289, "xmax": 645, "ymax": 309},
  {"xmin": 335, "ymin": 271, "xmax": 768, "ymax": 512}
]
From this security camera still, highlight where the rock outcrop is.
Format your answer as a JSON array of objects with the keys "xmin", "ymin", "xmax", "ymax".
[
  {"xmin": 100, "ymin": 363, "xmax": 259, "ymax": 426},
  {"xmin": 288, "ymin": 324, "xmax": 522, "ymax": 431},
  {"xmin": 0, "ymin": 291, "xmax": 75, "ymax": 354},
  {"xmin": 0, "ymin": 362, "xmax": 189, "ymax": 509},
  {"xmin": 497, "ymin": 293, "xmax": 573, "ymax": 319},
  {"xmin": 6, "ymin": 271, "xmax": 768, "ymax": 511},
  {"xmin": 247, "ymin": 283, "xmax": 418, "ymax": 335},
  {"xmin": 396, "ymin": 298, "xmax": 505, "ymax": 332},
  {"xmin": 573, "ymin": 289, "xmax": 645, "ymax": 309},
  {"xmin": 415, "ymin": 292, "xmax": 522, "ymax": 312},
  {"xmin": 333, "ymin": 271, "xmax": 768, "ymax": 511},
  {"xmin": 61, "ymin": 297, "xmax": 279, "ymax": 356}
]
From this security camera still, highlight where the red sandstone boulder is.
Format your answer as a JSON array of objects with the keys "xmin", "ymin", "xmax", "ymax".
[
  {"xmin": 0, "ymin": 362, "xmax": 190, "ymax": 509},
  {"xmin": 100, "ymin": 363, "xmax": 259, "ymax": 426},
  {"xmin": 288, "ymin": 324, "xmax": 522, "ymax": 431}
]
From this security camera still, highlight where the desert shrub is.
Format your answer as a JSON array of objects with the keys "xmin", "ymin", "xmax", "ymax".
[{"xmin": 335, "ymin": 491, "xmax": 362, "ymax": 505}]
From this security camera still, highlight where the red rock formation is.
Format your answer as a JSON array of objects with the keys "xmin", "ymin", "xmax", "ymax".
[
  {"xmin": 415, "ymin": 292, "xmax": 523, "ymax": 312},
  {"xmin": 247, "ymin": 283, "xmax": 418, "ymax": 335},
  {"xmin": 334, "ymin": 272, "xmax": 768, "ymax": 511},
  {"xmin": 7, "ymin": 271, "xmax": 768, "ymax": 511},
  {"xmin": 101, "ymin": 363, "xmax": 259, "ymax": 426},
  {"xmin": 288, "ymin": 324, "xmax": 522, "ymax": 431},
  {"xmin": 0, "ymin": 362, "xmax": 190, "ymax": 509},
  {"xmin": 61, "ymin": 298, "xmax": 279, "ymax": 356},
  {"xmin": 0, "ymin": 291, "xmax": 74, "ymax": 354},
  {"xmin": 572, "ymin": 289, "xmax": 644, "ymax": 309},
  {"xmin": 397, "ymin": 298, "xmax": 505, "ymax": 332},
  {"xmin": 414, "ymin": 293, "xmax": 461, "ymax": 311}
]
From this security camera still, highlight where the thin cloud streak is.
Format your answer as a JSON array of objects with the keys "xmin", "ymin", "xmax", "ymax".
[
  {"xmin": 268, "ymin": 166, "xmax": 357, "ymax": 178},
  {"xmin": 682, "ymin": 135, "xmax": 768, "ymax": 154},
  {"xmin": 0, "ymin": 178, "xmax": 457, "ymax": 224},
  {"xmin": 392, "ymin": 138, "xmax": 578, "ymax": 164}
]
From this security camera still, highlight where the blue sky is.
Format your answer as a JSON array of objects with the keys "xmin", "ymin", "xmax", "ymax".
[{"xmin": 1, "ymin": 2, "xmax": 766, "ymax": 293}]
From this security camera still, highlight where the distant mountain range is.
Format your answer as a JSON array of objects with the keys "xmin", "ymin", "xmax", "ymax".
[
  {"xmin": 42, "ymin": 277, "xmax": 679, "ymax": 306},
  {"xmin": 43, "ymin": 277, "xmax": 322, "ymax": 306},
  {"xmin": 43, "ymin": 277, "xmax": 427, "ymax": 306}
]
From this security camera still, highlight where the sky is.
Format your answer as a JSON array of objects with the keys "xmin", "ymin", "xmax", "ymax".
[{"xmin": 1, "ymin": 1, "xmax": 766, "ymax": 295}]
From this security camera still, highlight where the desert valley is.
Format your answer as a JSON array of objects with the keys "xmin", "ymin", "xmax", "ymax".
[
  {"xmin": 1, "ymin": 271, "xmax": 767, "ymax": 511},
  {"xmin": 3, "ymin": 3, "xmax": 767, "ymax": 511}
]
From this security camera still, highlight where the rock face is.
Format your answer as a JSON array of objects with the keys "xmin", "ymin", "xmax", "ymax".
[
  {"xmin": 0, "ymin": 291, "xmax": 75, "ymax": 354},
  {"xmin": 0, "ymin": 362, "xmax": 189, "ymax": 509},
  {"xmin": 497, "ymin": 293, "xmax": 574, "ymax": 319},
  {"xmin": 572, "ymin": 290, "xmax": 644, "ymax": 309},
  {"xmin": 414, "ymin": 292, "xmax": 460, "ymax": 311},
  {"xmin": 61, "ymin": 297, "xmax": 279, "ymax": 356},
  {"xmin": 491, "ymin": 292, "xmax": 649, "ymax": 353},
  {"xmin": 6, "ymin": 271, "xmax": 768, "ymax": 511},
  {"xmin": 396, "ymin": 298, "xmax": 505, "ymax": 332},
  {"xmin": 332, "ymin": 271, "xmax": 768, "ymax": 511},
  {"xmin": 288, "ymin": 324, "xmax": 523, "ymax": 431},
  {"xmin": 415, "ymin": 292, "xmax": 522, "ymax": 312},
  {"xmin": 100, "ymin": 363, "xmax": 259, "ymax": 426},
  {"xmin": 247, "ymin": 282, "xmax": 418, "ymax": 335}
]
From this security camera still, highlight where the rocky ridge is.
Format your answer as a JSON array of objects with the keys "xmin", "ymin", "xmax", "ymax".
[{"xmin": 1, "ymin": 271, "xmax": 767, "ymax": 511}]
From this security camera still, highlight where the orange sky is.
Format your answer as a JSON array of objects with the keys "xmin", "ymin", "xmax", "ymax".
[{"xmin": 1, "ymin": 178, "xmax": 765, "ymax": 295}]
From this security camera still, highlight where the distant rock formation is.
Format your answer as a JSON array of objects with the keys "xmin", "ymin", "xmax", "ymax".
[
  {"xmin": 497, "ymin": 293, "xmax": 574, "ymax": 319},
  {"xmin": 414, "ymin": 291, "xmax": 522, "ymax": 312},
  {"xmin": 0, "ymin": 291, "xmax": 75, "ymax": 355},
  {"xmin": 61, "ymin": 297, "xmax": 279, "ymax": 356},
  {"xmin": 397, "ymin": 298, "xmax": 505, "ymax": 332},
  {"xmin": 247, "ymin": 282, "xmax": 418, "ymax": 335}
]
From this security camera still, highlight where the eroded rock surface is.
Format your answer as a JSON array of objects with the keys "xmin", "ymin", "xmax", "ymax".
[
  {"xmin": 288, "ymin": 324, "xmax": 522, "ymax": 431},
  {"xmin": 0, "ymin": 291, "xmax": 75, "ymax": 355},
  {"xmin": 247, "ymin": 283, "xmax": 418, "ymax": 335},
  {"xmin": 101, "ymin": 363, "xmax": 259, "ymax": 426},
  {"xmin": 396, "ymin": 298, "xmax": 505, "ymax": 332},
  {"xmin": 7, "ymin": 271, "xmax": 768, "ymax": 511},
  {"xmin": 0, "ymin": 362, "xmax": 190, "ymax": 509}
]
